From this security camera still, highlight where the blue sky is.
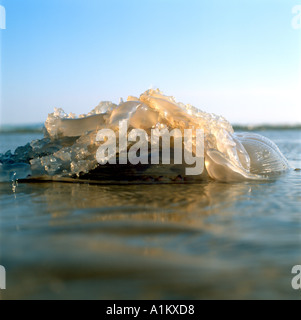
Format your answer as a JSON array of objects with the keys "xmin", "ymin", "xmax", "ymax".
[{"xmin": 0, "ymin": 0, "xmax": 300, "ymax": 125}]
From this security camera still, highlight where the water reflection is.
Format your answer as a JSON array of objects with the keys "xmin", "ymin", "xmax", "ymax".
[
  {"xmin": 0, "ymin": 181, "xmax": 257, "ymax": 228},
  {"xmin": 0, "ymin": 173, "xmax": 300, "ymax": 300}
]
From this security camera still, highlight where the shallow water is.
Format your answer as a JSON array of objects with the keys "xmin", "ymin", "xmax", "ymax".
[{"xmin": 0, "ymin": 130, "xmax": 300, "ymax": 299}]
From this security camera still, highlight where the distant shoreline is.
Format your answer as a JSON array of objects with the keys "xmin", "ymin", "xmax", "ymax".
[
  {"xmin": 232, "ymin": 124, "xmax": 301, "ymax": 131},
  {"xmin": 0, "ymin": 123, "xmax": 301, "ymax": 134}
]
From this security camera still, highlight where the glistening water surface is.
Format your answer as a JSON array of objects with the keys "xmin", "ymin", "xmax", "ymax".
[{"xmin": 0, "ymin": 130, "xmax": 300, "ymax": 299}]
